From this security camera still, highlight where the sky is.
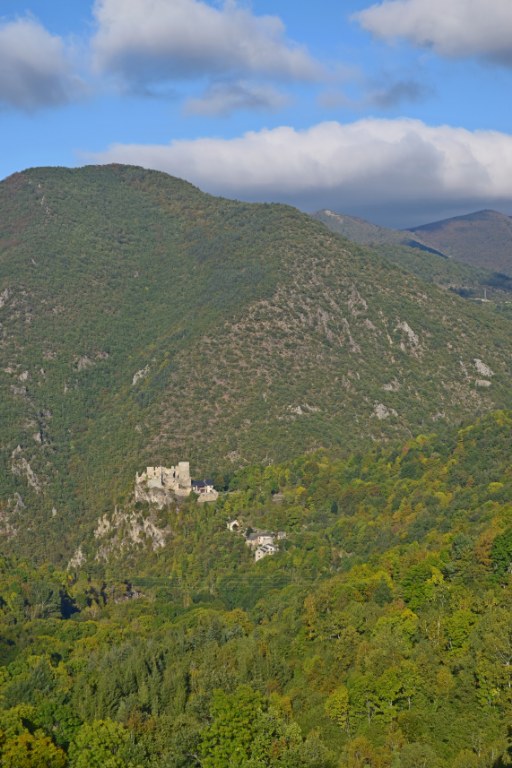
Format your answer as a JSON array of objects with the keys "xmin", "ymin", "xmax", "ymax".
[{"xmin": 2, "ymin": 0, "xmax": 512, "ymax": 227}]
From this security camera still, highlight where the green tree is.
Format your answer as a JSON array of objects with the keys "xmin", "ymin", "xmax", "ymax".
[
  {"xmin": 199, "ymin": 686, "xmax": 266, "ymax": 767},
  {"xmin": 491, "ymin": 528, "xmax": 512, "ymax": 581},
  {"xmin": 68, "ymin": 719, "xmax": 136, "ymax": 768},
  {"xmin": 324, "ymin": 686, "xmax": 350, "ymax": 731}
]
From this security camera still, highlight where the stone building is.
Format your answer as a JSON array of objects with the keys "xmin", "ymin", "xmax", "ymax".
[
  {"xmin": 192, "ymin": 479, "xmax": 219, "ymax": 503},
  {"xmin": 255, "ymin": 543, "xmax": 278, "ymax": 561},
  {"xmin": 245, "ymin": 532, "xmax": 275, "ymax": 549},
  {"xmin": 136, "ymin": 462, "xmax": 192, "ymax": 498},
  {"xmin": 135, "ymin": 462, "xmax": 218, "ymax": 505}
]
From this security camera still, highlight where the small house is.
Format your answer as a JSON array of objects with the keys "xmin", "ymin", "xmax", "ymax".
[
  {"xmin": 245, "ymin": 532, "xmax": 274, "ymax": 549},
  {"xmin": 255, "ymin": 543, "xmax": 278, "ymax": 562},
  {"xmin": 191, "ymin": 479, "xmax": 219, "ymax": 503}
]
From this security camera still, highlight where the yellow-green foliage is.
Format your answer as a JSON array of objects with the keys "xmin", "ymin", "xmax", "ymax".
[{"xmin": 1, "ymin": 413, "xmax": 512, "ymax": 765}]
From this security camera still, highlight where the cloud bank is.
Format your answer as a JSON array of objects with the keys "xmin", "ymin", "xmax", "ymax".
[
  {"xmin": 89, "ymin": 118, "xmax": 512, "ymax": 226},
  {"xmin": 355, "ymin": 0, "xmax": 512, "ymax": 66},
  {"xmin": 92, "ymin": 0, "xmax": 322, "ymax": 87},
  {"xmin": 0, "ymin": 17, "xmax": 82, "ymax": 112}
]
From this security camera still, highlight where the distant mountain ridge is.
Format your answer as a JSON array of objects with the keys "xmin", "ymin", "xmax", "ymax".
[
  {"xmin": 407, "ymin": 209, "xmax": 512, "ymax": 275},
  {"xmin": 314, "ymin": 207, "xmax": 512, "ymax": 295},
  {"xmin": 3, "ymin": 165, "xmax": 512, "ymax": 561},
  {"xmin": 313, "ymin": 209, "xmax": 447, "ymax": 256},
  {"xmin": 312, "ymin": 208, "xmax": 508, "ymax": 295}
]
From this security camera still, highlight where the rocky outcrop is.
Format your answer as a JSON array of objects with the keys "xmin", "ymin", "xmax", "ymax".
[{"xmin": 94, "ymin": 506, "xmax": 170, "ymax": 560}]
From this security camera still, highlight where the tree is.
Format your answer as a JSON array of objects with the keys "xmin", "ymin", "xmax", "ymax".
[
  {"xmin": 68, "ymin": 719, "xmax": 136, "ymax": 768},
  {"xmin": 1, "ymin": 730, "xmax": 66, "ymax": 768},
  {"xmin": 398, "ymin": 742, "xmax": 442, "ymax": 768},
  {"xmin": 345, "ymin": 735, "xmax": 381, "ymax": 768},
  {"xmin": 491, "ymin": 529, "xmax": 512, "ymax": 581},
  {"xmin": 324, "ymin": 686, "xmax": 350, "ymax": 731},
  {"xmin": 199, "ymin": 686, "xmax": 266, "ymax": 767}
]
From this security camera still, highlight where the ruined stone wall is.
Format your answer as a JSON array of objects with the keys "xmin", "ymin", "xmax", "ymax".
[{"xmin": 135, "ymin": 461, "xmax": 192, "ymax": 502}]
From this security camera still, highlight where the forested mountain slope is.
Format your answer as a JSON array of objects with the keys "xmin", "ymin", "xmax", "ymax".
[
  {"xmin": 2, "ymin": 165, "xmax": 512, "ymax": 561},
  {"xmin": 2, "ymin": 411, "xmax": 512, "ymax": 766},
  {"xmin": 407, "ymin": 209, "xmax": 512, "ymax": 276},
  {"xmin": 312, "ymin": 209, "xmax": 446, "ymax": 253},
  {"xmin": 313, "ymin": 208, "xmax": 512, "ymax": 297}
]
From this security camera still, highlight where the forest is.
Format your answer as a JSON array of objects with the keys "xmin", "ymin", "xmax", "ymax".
[{"xmin": 2, "ymin": 410, "xmax": 512, "ymax": 766}]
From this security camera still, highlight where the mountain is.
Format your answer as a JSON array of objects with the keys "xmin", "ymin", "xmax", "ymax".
[
  {"xmin": 407, "ymin": 209, "xmax": 512, "ymax": 275},
  {"xmin": 313, "ymin": 209, "xmax": 446, "ymax": 254},
  {"xmin": 2, "ymin": 164, "xmax": 512, "ymax": 562},
  {"xmin": 313, "ymin": 208, "xmax": 512, "ymax": 296}
]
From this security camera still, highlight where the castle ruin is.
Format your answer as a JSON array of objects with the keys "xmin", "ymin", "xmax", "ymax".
[
  {"xmin": 135, "ymin": 462, "xmax": 218, "ymax": 506},
  {"xmin": 136, "ymin": 462, "xmax": 192, "ymax": 498}
]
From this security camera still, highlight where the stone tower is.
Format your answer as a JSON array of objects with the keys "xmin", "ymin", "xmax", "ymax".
[{"xmin": 177, "ymin": 461, "xmax": 191, "ymax": 492}]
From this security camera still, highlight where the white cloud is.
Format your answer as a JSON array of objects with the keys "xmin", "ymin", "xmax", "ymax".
[
  {"xmin": 185, "ymin": 81, "xmax": 288, "ymax": 116},
  {"xmin": 0, "ymin": 17, "xmax": 82, "ymax": 111},
  {"xmin": 92, "ymin": 0, "xmax": 322, "ymax": 86},
  {"xmin": 355, "ymin": 0, "xmax": 512, "ymax": 66},
  {"xmin": 88, "ymin": 119, "xmax": 512, "ymax": 226}
]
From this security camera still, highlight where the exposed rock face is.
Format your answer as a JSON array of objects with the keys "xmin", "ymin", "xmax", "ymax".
[
  {"xmin": 134, "ymin": 484, "xmax": 175, "ymax": 509},
  {"xmin": 132, "ymin": 365, "xmax": 150, "ymax": 386},
  {"xmin": 68, "ymin": 546, "xmax": 86, "ymax": 570},
  {"xmin": 374, "ymin": 403, "xmax": 398, "ymax": 420},
  {"xmin": 94, "ymin": 507, "xmax": 170, "ymax": 560},
  {"xmin": 474, "ymin": 358, "xmax": 494, "ymax": 377},
  {"xmin": 11, "ymin": 446, "xmax": 41, "ymax": 492}
]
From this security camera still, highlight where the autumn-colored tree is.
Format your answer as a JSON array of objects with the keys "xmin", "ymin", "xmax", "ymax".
[{"xmin": 1, "ymin": 730, "xmax": 67, "ymax": 768}]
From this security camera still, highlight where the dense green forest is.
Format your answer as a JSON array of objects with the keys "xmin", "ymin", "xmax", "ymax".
[{"xmin": 2, "ymin": 410, "xmax": 512, "ymax": 766}]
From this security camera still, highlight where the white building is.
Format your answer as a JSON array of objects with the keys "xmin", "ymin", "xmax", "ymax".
[
  {"xmin": 255, "ymin": 543, "xmax": 278, "ymax": 561},
  {"xmin": 245, "ymin": 532, "xmax": 275, "ymax": 549}
]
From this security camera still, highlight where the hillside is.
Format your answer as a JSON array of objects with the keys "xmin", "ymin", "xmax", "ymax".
[
  {"xmin": 3, "ymin": 411, "xmax": 512, "ymax": 766},
  {"xmin": 408, "ymin": 209, "xmax": 512, "ymax": 275},
  {"xmin": 2, "ymin": 165, "xmax": 512, "ymax": 561},
  {"xmin": 312, "ymin": 209, "xmax": 446, "ymax": 253},
  {"xmin": 313, "ymin": 208, "xmax": 512, "ymax": 296}
]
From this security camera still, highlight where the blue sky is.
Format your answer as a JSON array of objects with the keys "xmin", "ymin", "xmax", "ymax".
[{"xmin": 2, "ymin": 0, "xmax": 512, "ymax": 226}]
